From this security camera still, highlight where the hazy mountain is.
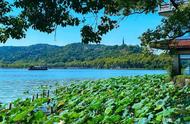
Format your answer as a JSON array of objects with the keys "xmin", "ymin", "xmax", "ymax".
[{"xmin": 0, "ymin": 43, "xmax": 141, "ymax": 63}]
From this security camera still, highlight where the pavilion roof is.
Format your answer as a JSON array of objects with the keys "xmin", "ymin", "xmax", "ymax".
[{"xmin": 150, "ymin": 38, "xmax": 190, "ymax": 50}]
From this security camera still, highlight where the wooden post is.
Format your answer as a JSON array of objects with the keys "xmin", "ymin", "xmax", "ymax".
[
  {"xmin": 47, "ymin": 98, "xmax": 51, "ymax": 105},
  {"xmin": 172, "ymin": 54, "xmax": 181, "ymax": 76},
  {"xmin": 32, "ymin": 95, "xmax": 35, "ymax": 101},
  {"xmin": 47, "ymin": 90, "xmax": 50, "ymax": 97},
  {"xmin": 8, "ymin": 103, "xmax": 12, "ymax": 110},
  {"xmin": 55, "ymin": 89, "xmax": 57, "ymax": 95},
  {"xmin": 36, "ymin": 93, "xmax": 39, "ymax": 99},
  {"xmin": 50, "ymin": 106, "xmax": 53, "ymax": 114},
  {"xmin": 42, "ymin": 90, "xmax": 45, "ymax": 97}
]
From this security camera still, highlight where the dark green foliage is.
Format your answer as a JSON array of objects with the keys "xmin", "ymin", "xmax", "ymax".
[
  {"xmin": 141, "ymin": 2, "xmax": 190, "ymax": 46},
  {"xmin": 0, "ymin": 0, "xmax": 28, "ymax": 43},
  {"xmin": 1, "ymin": 0, "xmax": 162, "ymax": 43},
  {"xmin": 0, "ymin": 43, "xmax": 171, "ymax": 69},
  {"xmin": 1, "ymin": 0, "xmax": 189, "ymax": 44},
  {"xmin": 0, "ymin": 75, "xmax": 190, "ymax": 123}
]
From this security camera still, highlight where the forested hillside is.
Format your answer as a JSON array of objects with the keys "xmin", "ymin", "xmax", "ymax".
[{"xmin": 0, "ymin": 43, "xmax": 171, "ymax": 69}]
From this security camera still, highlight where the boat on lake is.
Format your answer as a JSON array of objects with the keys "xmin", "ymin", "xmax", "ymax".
[{"xmin": 28, "ymin": 66, "xmax": 48, "ymax": 70}]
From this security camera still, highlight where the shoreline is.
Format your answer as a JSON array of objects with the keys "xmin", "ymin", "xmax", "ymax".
[{"xmin": 0, "ymin": 67, "xmax": 165, "ymax": 70}]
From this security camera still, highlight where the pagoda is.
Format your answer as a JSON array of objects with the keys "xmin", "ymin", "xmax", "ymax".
[{"xmin": 151, "ymin": 0, "xmax": 190, "ymax": 75}]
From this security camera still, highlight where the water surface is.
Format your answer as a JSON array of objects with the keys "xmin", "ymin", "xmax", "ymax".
[{"xmin": 0, "ymin": 69, "xmax": 166, "ymax": 103}]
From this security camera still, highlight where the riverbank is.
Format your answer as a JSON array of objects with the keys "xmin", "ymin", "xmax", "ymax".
[
  {"xmin": 0, "ymin": 66, "xmax": 165, "ymax": 70},
  {"xmin": 0, "ymin": 75, "xmax": 189, "ymax": 123}
]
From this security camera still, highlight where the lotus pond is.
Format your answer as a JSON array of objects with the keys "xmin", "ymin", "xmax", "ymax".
[{"xmin": 0, "ymin": 75, "xmax": 190, "ymax": 123}]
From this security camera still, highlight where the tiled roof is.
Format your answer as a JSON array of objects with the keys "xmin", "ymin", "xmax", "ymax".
[
  {"xmin": 150, "ymin": 38, "xmax": 190, "ymax": 50},
  {"xmin": 169, "ymin": 39, "xmax": 190, "ymax": 49}
]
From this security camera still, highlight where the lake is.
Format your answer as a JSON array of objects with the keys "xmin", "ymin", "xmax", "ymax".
[{"xmin": 0, "ymin": 69, "xmax": 166, "ymax": 103}]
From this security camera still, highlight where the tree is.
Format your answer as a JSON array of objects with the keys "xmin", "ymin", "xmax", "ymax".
[
  {"xmin": 1, "ymin": 0, "xmax": 188, "ymax": 44},
  {"xmin": 141, "ymin": 1, "xmax": 190, "ymax": 46},
  {"xmin": 0, "ymin": 1, "xmax": 28, "ymax": 43},
  {"xmin": 1, "ymin": 0, "xmax": 161, "ymax": 43}
]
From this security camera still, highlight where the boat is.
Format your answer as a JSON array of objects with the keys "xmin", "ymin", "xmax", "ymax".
[{"xmin": 28, "ymin": 66, "xmax": 48, "ymax": 70}]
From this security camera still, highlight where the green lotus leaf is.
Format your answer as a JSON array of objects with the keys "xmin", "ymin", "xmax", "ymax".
[{"xmin": 105, "ymin": 106, "xmax": 114, "ymax": 115}]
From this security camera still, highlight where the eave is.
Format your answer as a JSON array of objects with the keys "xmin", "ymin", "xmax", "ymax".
[{"xmin": 150, "ymin": 39, "xmax": 190, "ymax": 50}]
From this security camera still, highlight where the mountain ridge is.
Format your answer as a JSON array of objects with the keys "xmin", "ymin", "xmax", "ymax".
[{"xmin": 0, "ymin": 43, "xmax": 170, "ymax": 69}]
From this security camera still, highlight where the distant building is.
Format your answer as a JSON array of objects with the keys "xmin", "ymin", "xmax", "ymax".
[{"xmin": 122, "ymin": 37, "xmax": 125, "ymax": 46}]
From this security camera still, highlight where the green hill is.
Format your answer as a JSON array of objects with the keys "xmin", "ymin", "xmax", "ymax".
[{"xmin": 0, "ymin": 43, "xmax": 170, "ymax": 69}]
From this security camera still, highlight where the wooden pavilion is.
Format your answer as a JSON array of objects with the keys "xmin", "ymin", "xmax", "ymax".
[
  {"xmin": 150, "ymin": 38, "xmax": 190, "ymax": 75},
  {"xmin": 151, "ymin": 0, "xmax": 190, "ymax": 75}
]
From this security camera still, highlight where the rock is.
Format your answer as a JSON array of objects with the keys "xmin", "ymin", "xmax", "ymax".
[
  {"xmin": 58, "ymin": 120, "xmax": 65, "ymax": 124},
  {"xmin": 185, "ymin": 79, "xmax": 190, "ymax": 86}
]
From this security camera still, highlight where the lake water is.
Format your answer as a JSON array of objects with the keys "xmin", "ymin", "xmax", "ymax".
[{"xmin": 0, "ymin": 69, "xmax": 166, "ymax": 103}]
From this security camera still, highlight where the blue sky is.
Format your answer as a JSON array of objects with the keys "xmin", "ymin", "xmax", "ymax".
[{"xmin": 1, "ymin": 13, "xmax": 163, "ymax": 46}]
